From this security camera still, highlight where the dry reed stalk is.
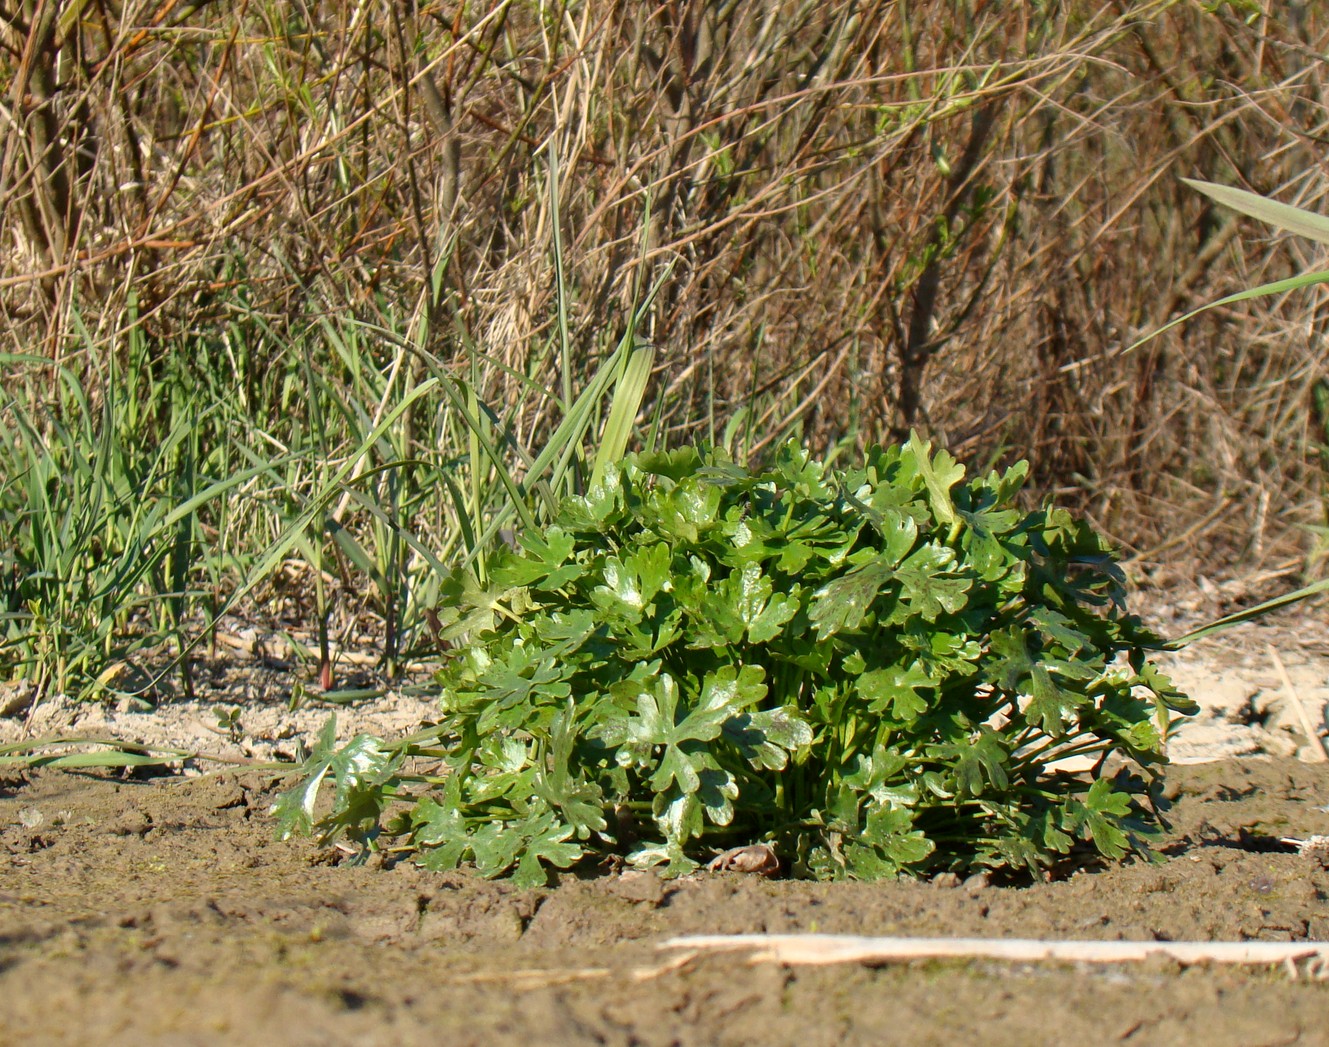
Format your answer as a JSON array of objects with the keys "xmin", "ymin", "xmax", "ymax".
[{"xmin": 2, "ymin": 1, "xmax": 1328, "ymax": 570}]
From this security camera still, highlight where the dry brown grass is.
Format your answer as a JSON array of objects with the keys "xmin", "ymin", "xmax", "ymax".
[{"xmin": 4, "ymin": 0, "xmax": 1329, "ymax": 576}]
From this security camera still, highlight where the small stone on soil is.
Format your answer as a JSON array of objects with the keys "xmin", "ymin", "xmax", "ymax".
[
  {"xmin": 107, "ymin": 808, "xmax": 153, "ymax": 837},
  {"xmin": 610, "ymin": 872, "xmax": 666, "ymax": 905}
]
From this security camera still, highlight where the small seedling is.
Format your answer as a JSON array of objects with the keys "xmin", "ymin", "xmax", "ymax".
[{"xmin": 213, "ymin": 706, "xmax": 243, "ymax": 743}]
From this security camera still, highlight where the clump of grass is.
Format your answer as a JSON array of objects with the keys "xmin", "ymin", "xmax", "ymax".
[{"xmin": 0, "ymin": 342, "xmax": 235, "ymax": 700}]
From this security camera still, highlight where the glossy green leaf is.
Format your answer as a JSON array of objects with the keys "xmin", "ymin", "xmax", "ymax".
[
  {"xmin": 809, "ymin": 558, "xmax": 895, "ymax": 639},
  {"xmin": 857, "ymin": 662, "xmax": 931, "ymax": 722},
  {"xmin": 893, "ymin": 543, "xmax": 971, "ymax": 621},
  {"xmin": 908, "ymin": 430, "xmax": 965, "ymax": 526},
  {"xmin": 1062, "ymin": 779, "xmax": 1133, "ymax": 861}
]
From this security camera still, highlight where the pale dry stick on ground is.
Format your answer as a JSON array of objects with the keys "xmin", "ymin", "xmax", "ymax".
[
  {"xmin": 658, "ymin": 935, "xmax": 1329, "ymax": 979},
  {"xmin": 1268, "ymin": 644, "xmax": 1329, "ymax": 762},
  {"xmin": 435, "ymin": 953, "xmax": 699, "ymax": 989}
]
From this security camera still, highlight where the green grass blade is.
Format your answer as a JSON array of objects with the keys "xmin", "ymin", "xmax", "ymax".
[
  {"xmin": 1182, "ymin": 178, "xmax": 1329, "ymax": 246},
  {"xmin": 1128, "ymin": 178, "xmax": 1329, "ymax": 356},
  {"xmin": 589, "ymin": 339, "xmax": 655, "ymax": 491},
  {"xmin": 336, "ymin": 479, "xmax": 452, "ymax": 579},
  {"xmin": 547, "ymin": 137, "xmax": 574, "ymax": 414},
  {"xmin": 157, "ymin": 456, "xmax": 303, "ymax": 530},
  {"xmin": 1165, "ymin": 576, "xmax": 1329, "ymax": 649},
  {"xmin": 1126, "ymin": 271, "xmax": 1329, "ymax": 354},
  {"xmin": 3, "ymin": 751, "xmax": 176, "ymax": 770},
  {"xmin": 538, "ymin": 265, "xmax": 674, "ymax": 497},
  {"xmin": 431, "ymin": 375, "xmax": 541, "ymax": 534}
]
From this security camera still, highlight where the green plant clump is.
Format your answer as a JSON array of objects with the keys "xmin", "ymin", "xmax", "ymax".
[{"xmin": 277, "ymin": 435, "xmax": 1194, "ymax": 886}]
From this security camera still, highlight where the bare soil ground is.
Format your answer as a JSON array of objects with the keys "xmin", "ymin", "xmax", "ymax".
[{"xmin": 2, "ymin": 606, "xmax": 1329, "ymax": 1046}]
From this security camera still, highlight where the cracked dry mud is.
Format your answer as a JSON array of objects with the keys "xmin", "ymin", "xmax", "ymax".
[{"xmin": 2, "ymin": 614, "xmax": 1329, "ymax": 1046}]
